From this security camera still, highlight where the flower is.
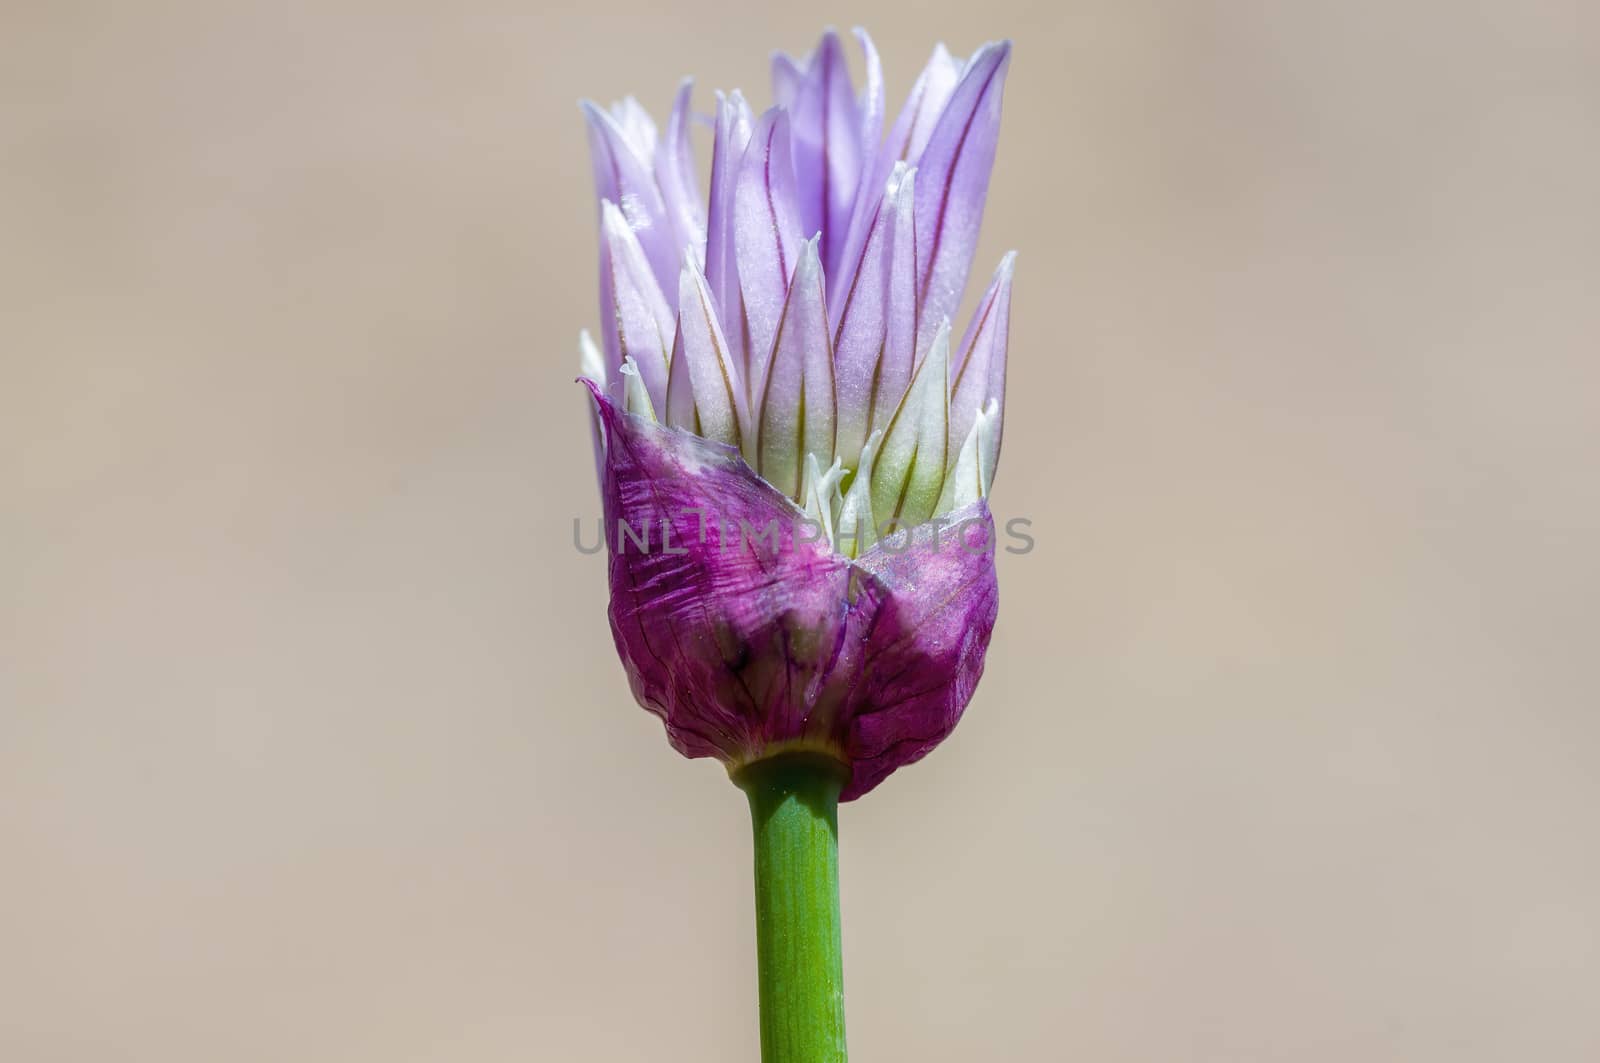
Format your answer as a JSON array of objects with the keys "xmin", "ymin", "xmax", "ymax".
[{"xmin": 578, "ymin": 29, "xmax": 1014, "ymax": 800}]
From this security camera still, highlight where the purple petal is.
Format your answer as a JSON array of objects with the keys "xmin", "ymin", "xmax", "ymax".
[
  {"xmin": 705, "ymin": 91, "xmax": 754, "ymax": 358},
  {"xmin": 872, "ymin": 164, "xmax": 918, "ymax": 433},
  {"xmin": 758, "ymin": 237, "xmax": 835, "ymax": 499},
  {"xmin": 582, "ymin": 100, "xmax": 678, "ymax": 297},
  {"xmin": 655, "ymin": 79, "xmax": 707, "ymax": 263},
  {"xmin": 832, "ymin": 163, "xmax": 910, "ymax": 468},
  {"xmin": 608, "ymin": 97, "xmax": 659, "ymax": 159},
  {"xmin": 788, "ymin": 29, "xmax": 863, "ymax": 282},
  {"xmin": 851, "ymin": 27, "xmax": 889, "ymax": 267},
  {"xmin": 671, "ymin": 258, "xmax": 754, "ymax": 459},
  {"xmin": 895, "ymin": 43, "xmax": 964, "ymax": 162},
  {"xmin": 599, "ymin": 200, "xmax": 674, "ymax": 410},
  {"xmin": 586, "ymin": 383, "xmax": 998, "ymax": 800},
  {"xmin": 854, "ymin": 27, "xmax": 885, "ymax": 163},
  {"xmin": 734, "ymin": 108, "xmax": 804, "ymax": 394},
  {"xmin": 914, "ymin": 41, "xmax": 1013, "ymax": 357},
  {"xmin": 828, "ymin": 38, "xmax": 950, "ymax": 313},
  {"xmin": 771, "ymin": 51, "xmax": 806, "ymax": 109},
  {"xmin": 949, "ymin": 252, "xmax": 1014, "ymax": 467}
]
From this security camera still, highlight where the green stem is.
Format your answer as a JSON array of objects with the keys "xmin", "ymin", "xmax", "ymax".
[{"xmin": 735, "ymin": 753, "xmax": 849, "ymax": 1063}]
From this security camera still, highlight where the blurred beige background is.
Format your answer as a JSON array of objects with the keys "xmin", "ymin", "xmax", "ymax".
[{"xmin": 4, "ymin": 1, "xmax": 1599, "ymax": 1060}]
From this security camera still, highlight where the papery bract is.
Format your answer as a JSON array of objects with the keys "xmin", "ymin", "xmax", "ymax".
[{"xmin": 588, "ymin": 386, "xmax": 998, "ymax": 800}]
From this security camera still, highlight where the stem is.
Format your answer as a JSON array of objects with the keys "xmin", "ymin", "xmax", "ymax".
[{"xmin": 735, "ymin": 753, "xmax": 849, "ymax": 1063}]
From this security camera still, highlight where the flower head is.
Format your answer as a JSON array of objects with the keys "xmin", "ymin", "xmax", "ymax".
[{"xmin": 578, "ymin": 29, "xmax": 1014, "ymax": 799}]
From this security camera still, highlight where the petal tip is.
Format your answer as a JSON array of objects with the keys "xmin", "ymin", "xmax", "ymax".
[{"xmin": 577, "ymin": 376, "xmax": 614, "ymax": 423}]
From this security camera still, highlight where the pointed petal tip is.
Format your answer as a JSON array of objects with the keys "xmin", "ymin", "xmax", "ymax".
[
  {"xmin": 620, "ymin": 357, "xmax": 658, "ymax": 421},
  {"xmin": 970, "ymin": 39, "xmax": 1014, "ymax": 65},
  {"xmin": 580, "ymin": 98, "xmax": 626, "ymax": 132},
  {"xmin": 860, "ymin": 426, "xmax": 885, "ymax": 463},
  {"xmin": 576, "ymin": 377, "xmax": 637, "ymax": 450},
  {"xmin": 579, "ymin": 328, "xmax": 605, "ymax": 379},
  {"xmin": 577, "ymin": 374, "xmax": 609, "ymax": 413}
]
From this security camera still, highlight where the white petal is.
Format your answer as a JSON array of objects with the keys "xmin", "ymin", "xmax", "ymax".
[
  {"xmin": 801, "ymin": 453, "xmax": 847, "ymax": 550},
  {"xmin": 609, "ymin": 96, "xmax": 659, "ymax": 160},
  {"xmin": 757, "ymin": 235, "xmax": 835, "ymax": 501},
  {"xmin": 579, "ymin": 328, "xmax": 607, "ymax": 390},
  {"xmin": 936, "ymin": 397, "xmax": 997, "ymax": 515},
  {"xmin": 620, "ymin": 356, "xmax": 657, "ymax": 421},
  {"xmin": 672, "ymin": 258, "xmax": 753, "ymax": 456},
  {"xmin": 977, "ymin": 395, "xmax": 1001, "ymax": 494},
  {"xmin": 836, "ymin": 428, "xmax": 884, "ymax": 558},
  {"xmin": 870, "ymin": 319, "xmax": 951, "ymax": 529}
]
